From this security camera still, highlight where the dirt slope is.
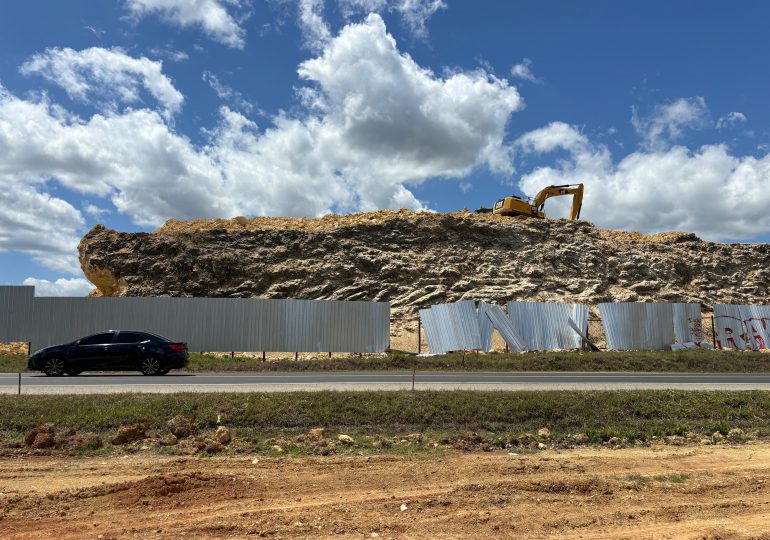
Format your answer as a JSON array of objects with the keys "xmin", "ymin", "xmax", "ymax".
[
  {"xmin": 2, "ymin": 445, "xmax": 770, "ymax": 538},
  {"xmin": 79, "ymin": 210, "xmax": 770, "ymax": 322}
]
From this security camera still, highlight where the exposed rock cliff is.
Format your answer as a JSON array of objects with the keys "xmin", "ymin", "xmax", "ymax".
[{"xmin": 78, "ymin": 210, "xmax": 770, "ymax": 321}]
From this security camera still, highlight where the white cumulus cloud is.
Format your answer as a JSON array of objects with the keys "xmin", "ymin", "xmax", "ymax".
[
  {"xmin": 0, "ymin": 15, "xmax": 522, "ymax": 272},
  {"xmin": 395, "ymin": 0, "xmax": 446, "ymax": 38},
  {"xmin": 22, "ymin": 277, "xmax": 94, "ymax": 297},
  {"xmin": 20, "ymin": 47, "xmax": 184, "ymax": 119},
  {"xmin": 510, "ymin": 58, "xmax": 540, "ymax": 83},
  {"xmin": 335, "ymin": 0, "xmax": 445, "ymax": 38},
  {"xmin": 716, "ymin": 111, "xmax": 747, "ymax": 129},
  {"xmin": 516, "ymin": 121, "xmax": 770, "ymax": 241},
  {"xmin": 631, "ymin": 96, "xmax": 710, "ymax": 151},
  {"xmin": 298, "ymin": 0, "xmax": 332, "ymax": 50},
  {"xmin": 124, "ymin": 0, "xmax": 248, "ymax": 48}
]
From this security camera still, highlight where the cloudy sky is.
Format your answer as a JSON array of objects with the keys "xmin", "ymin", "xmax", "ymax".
[{"xmin": 2, "ymin": 1, "xmax": 769, "ymax": 296}]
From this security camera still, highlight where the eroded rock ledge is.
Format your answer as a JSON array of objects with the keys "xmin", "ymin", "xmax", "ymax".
[{"xmin": 78, "ymin": 210, "xmax": 770, "ymax": 319}]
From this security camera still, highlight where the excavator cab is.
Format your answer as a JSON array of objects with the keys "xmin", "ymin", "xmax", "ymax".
[
  {"xmin": 491, "ymin": 183, "xmax": 583, "ymax": 220},
  {"xmin": 492, "ymin": 195, "xmax": 544, "ymax": 218}
]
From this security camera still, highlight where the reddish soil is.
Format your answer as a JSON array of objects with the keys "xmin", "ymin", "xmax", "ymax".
[{"xmin": 1, "ymin": 445, "xmax": 769, "ymax": 538}]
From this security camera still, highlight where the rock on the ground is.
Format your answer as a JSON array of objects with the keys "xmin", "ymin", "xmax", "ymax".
[
  {"xmin": 158, "ymin": 434, "xmax": 178, "ymax": 446},
  {"xmin": 537, "ymin": 428, "xmax": 551, "ymax": 439},
  {"xmin": 337, "ymin": 434, "xmax": 355, "ymax": 445},
  {"xmin": 308, "ymin": 428, "xmax": 325, "ymax": 440},
  {"xmin": 214, "ymin": 426, "xmax": 232, "ymax": 444},
  {"xmin": 201, "ymin": 438, "xmax": 225, "ymax": 453},
  {"xmin": 25, "ymin": 424, "xmax": 55, "ymax": 447},
  {"xmin": 111, "ymin": 424, "xmax": 148, "ymax": 445},
  {"xmin": 32, "ymin": 432, "xmax": 55, "ymax": 449},
  {"xmin": 573, "ymin": 433, "xmax": 589, "ymax": 443},
  {"xmin": 167, "ymin": 416, "xmax": 198, "ymax": 439}
]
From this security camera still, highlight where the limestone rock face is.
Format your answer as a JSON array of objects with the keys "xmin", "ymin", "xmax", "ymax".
[{"xmin": 78, "ymin": 210, "xmax": 770, "ymax": 320}]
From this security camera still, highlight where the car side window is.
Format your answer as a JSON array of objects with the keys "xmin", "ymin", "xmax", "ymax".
[
  {"xmin": 116, "ymin": 332, "xmax": 150, "ymax": 344},
  {"xmin": 79, "ymin": 332, "xmax": 114, "ymax": 345}
]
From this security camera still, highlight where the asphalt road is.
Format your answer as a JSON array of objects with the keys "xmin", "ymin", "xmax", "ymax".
[{"xmin": 2, "ymin": 371, "xmax": 770, "ymax": 394}]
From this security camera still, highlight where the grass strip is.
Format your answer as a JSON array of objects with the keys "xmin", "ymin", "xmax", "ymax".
[
  {"xmin": 4, "ymin": 349, "xmax": 770, "ymax": 374},
  {"xmin": 186, "ymin": 349, "xmax": 770, "ymax": 373},
  {"xmin": 2, "ymin": 390, "xmax": 769, "ymax": 443}
]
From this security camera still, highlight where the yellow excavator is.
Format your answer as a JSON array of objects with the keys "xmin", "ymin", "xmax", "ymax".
[{"xmin": 476, "ymin": 183, "xmax": 584, "ymax": 220}]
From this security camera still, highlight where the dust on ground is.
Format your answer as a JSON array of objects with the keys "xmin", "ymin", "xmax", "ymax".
[{"xmin": 1, "ymin": 444, "xmax": 769, "ymax": 539}]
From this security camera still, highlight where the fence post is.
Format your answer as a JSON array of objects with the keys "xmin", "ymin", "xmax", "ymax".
[
  {"xmin": 262, "ymin": 351, "xmax": 266, "ymax": 362},
  {"xmin": 417, "ymin": 318, "xmax": 422, "ymax": 354},
  {"xmin": 17, "ymin": 373, "xmax": 21, "ymax": 396},
  {"xmin": 328, "ymin": 352, "xmax": 332, "ymax": 359},
  {"xmin": 294, "ymin": 352, "xmax": 298, "ymax": 361},
  {"xmin": 711, "ymin": 316, "xmax": 716, "ymax": 347}
]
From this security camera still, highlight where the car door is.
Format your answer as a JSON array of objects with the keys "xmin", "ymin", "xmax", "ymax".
[
  {"xmin": 113, "ymin": 332, "xmax": 151, "ymax": 369},
  {"xmin": 68, "ymin": 332, "xmax": 116, "ymax": 372}
]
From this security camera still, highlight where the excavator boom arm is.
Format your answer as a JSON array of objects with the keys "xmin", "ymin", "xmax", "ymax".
[{"xmin": 532, "ymin": 183, "xmax": 584, "ymax": 220}]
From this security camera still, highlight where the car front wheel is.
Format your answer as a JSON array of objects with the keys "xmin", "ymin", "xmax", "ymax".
[
  {"xmin": 42, "ymin": 357, "xmax": 66, "ymax": 377},
  {"xmin": 140, "ymin": 356, "xmax": 162, "ymax": 376}
]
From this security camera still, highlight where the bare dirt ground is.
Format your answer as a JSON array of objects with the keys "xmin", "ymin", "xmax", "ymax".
[{"xmin": 1, "ymin": 445, "xmax": 769, "ymax": 539}]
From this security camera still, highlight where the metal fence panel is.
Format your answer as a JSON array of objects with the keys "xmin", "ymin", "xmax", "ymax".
[
  {"xmin": 0, "ymin": 286, "xmax": 34, "ymax": 342},
  {"xmin": 738, "ymin": 305, "xmax": 770, "ymax": 351},
  {"xmin": 713, "ymin": 304, "xmax": 747, "ymax": 350},
  {"xmin": 478, "ymin": 302, "xmax": 495, "ymax": 352},
  {"xmin": 599, "ymin": 302, "xmax": 674, "ymax": 350},
  {"xmin": 6, "ymin": 292, "xmax": 389, "ymax": 353},
  {"xmin": 419, "ymin": 307, "xmax": 445, "ymax": 354},
  {"xmin": 571, "ymin": 304, "xmax": 589, "ymax": 343},
  {"xmin": 672, "ymin": 303, "xmax": 703, "ymax": 343},
  {"xmin": 483, "ymin": 304, "xmax": 525, "ymax": 351},
  {"xmin": 507, "ymin": 301, "xmax": 584, "ymax": 350},
  {"xmin": 418, "ymin": 300, "xmax": 481, "ymax": 353}
]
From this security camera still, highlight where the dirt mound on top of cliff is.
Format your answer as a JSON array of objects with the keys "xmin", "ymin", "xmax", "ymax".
[
  {"xmin": 158, "ymin": 209, "xmax": 702, "ymax": 247},
  {"xmin": 156, "ymin": 209, "xmax": 517, "ymax": 235}
]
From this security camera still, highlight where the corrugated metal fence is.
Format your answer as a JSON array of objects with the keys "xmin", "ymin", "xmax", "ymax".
[
  {"xmin": 0, "ymin": 286, "xmax": 390, "ymax": 353},
  {"xmin": 714, "ymin": 304, "xmax": 770, "ymax": 351}
]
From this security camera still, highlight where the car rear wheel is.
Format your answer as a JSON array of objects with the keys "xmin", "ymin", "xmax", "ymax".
[
  {"xmin": 42, "ymin": 357, "xmax": 65, "ymax": 377},
  {"xmin": 140, "ymin": 356, "xmax": 162, "ymax": 376}
]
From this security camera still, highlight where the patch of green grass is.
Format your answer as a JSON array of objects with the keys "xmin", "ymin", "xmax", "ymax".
[
  {"xmin": 1, "ymin": 390, "xmax": 769, "ymax": 445},
  {"xmin": 186, "ymin": 349, "xmax": 770, "ymax": 373},
  {"xmin": 625, "ymin": 473, "xmax": 651, "ymax": 484},
  {"xmin": 0, "ymin": 355, "xmax": 26, "ymax": 373},
  {"xmin": 625, "ymin": 472, "xmax": 692, "ymax": 484},
  {"xmin": 6, "ymin": 350, "xmax": 769, "ymax": 375},
  {"xmin": 652, "ymin": 473, "xmax": 692, "ymax": 483}
]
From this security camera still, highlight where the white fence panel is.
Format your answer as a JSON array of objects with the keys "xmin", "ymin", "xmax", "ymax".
[
  {"xmin": 738, "ymin": 305, "xmax": 770, "ymax": 351},
  {"xmin": 713, "ymin": 304, "xmax": 747, "ymax": 350},
  {"xmin": 507, "ymin": 301, "xmax": 586, "ymax": 350},
  {"xmin": 484, "ymin": 304, "xmax": 525, "ymax": 351},
  {"xmin": 599, "ymin": 302, "xmax": 675, "ymax": 350},
  {"xmin": 672, "ymin": 303, "xmax": 704, "ymax": 343}
]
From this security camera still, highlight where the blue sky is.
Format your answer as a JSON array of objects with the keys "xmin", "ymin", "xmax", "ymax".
[{"xmin": 1, "ymin": 1, "xmax": 769, "ymax": 295}]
